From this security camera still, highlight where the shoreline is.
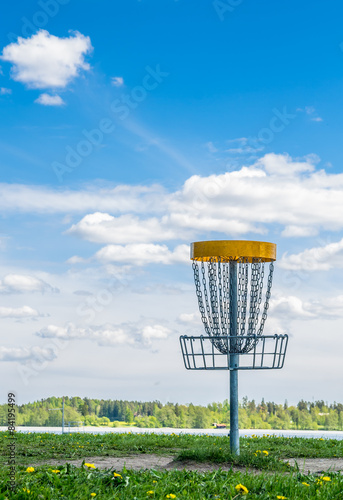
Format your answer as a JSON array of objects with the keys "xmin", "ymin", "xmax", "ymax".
[{"xmin": 2, "ymin": 426, "xmax": 343, "ymax": 440}]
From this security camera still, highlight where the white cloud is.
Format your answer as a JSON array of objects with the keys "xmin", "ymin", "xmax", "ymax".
[
  {"xmin": 67, "ymin": 212, "xmax": 187, "ymax": 244},
  {"xmin": 0, "ymin": 274, "xmax": 58, "ymax": 294},
  {"xmin": 3, "ymin": 154, "xmax": 343, "ymax": 242},
  {"xmin": 35, "ymin": 93, "xmax": 65, "ymax": 106},
  {"xmin": 178, "ymin": 312, "xmax": 201, "ymax": 325},
  {"xmin": 95, "ymin": 243, "xmax": 189, "ymax": 266},
  {"xmin": 0, "ymin": 306, "xmax": 41, "ymax": 318},
  {"xmin": 269, "ymin": 293, "xmax": 343, "ymax": 321},
  {"xmin": 111, "ymin": 76, "xmax": 124, "ymax": 87},
  {"xmin": 297, "ymin": 106, "xmax": 323, "ymax": 123},
  {"xmin": 36, "ymin": 321, "xmax": 171, "ymax": 347},
  {"xmin": 269, "ymin": 295, "xmax": 315, "ymax": 320},
  {"xmin": 0, "ymin": 183, "xmax": 163, "ymax": 213},
  {"xmin": 0, "ymin": 345, "xmax": 57, "ymax": 362},
  {"xmin": 0, "ymin": 87, "xmax": 12, "ymax": 95},
  {"xmin": 1, "ymin": 30, "xmax": 92, "ymax": 89},
  {"xmin": 279, "ymin": 238, "xmax": 343, "ymax": 271},
  {"xmin": 281, "ymin": 225, "xmax": 318, "ymax": 237}
]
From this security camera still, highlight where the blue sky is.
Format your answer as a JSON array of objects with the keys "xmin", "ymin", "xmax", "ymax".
[{"xmin": 1, "ymin": 0, "xmax": 343, "ymax": 407}]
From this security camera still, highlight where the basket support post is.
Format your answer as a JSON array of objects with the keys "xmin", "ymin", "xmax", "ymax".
[{"xmin": 229, "ymin": 261, "xmax": 239, "ymax": 455}]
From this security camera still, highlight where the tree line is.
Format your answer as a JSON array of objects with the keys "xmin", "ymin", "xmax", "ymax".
[{"xmin": 1, "ymin": 396, "xmax": 343, "ymax": 430}]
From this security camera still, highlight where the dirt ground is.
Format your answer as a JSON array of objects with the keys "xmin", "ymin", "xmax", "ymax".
[{"xmin": 34, "ymin": 454, "xmax": 343, "ymax": 475}]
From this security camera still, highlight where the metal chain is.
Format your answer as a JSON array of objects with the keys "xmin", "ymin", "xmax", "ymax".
[
  {"xmin": 217, "ymin": 258, "xmax": 226, "ymax": 335},
  {"xmin": 208, "ymin": 259, "xmax": 219, "ymax": 335},
  {"xmin": 201, "ymin": 260, "xmax": 213, "ymax": 333},
  {"xmin": 257, "ymin": 261, "xmax": 274, "ymax": 335},
  {"xmin": 193, "ymin": 255, "xmax": 274, "ymax": 355},
  {"xmin": 192, "ymin": 261, "xmax": 210, "ymax": 336}
]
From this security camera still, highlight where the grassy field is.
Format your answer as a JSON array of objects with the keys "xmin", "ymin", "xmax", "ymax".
[{"xmin": 1, "ymin": 431, "xmax": 343, "ymax": 498}]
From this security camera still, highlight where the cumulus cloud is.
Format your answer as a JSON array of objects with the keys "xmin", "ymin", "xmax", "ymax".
[
  {"xmin": 178, "ymin": 312, "xmax": 201, "ymax": 325},
  {"xmin": 269, "ymin": 293, "xmax": 343, "ymax": 321},
  {"xmin": 0, "ymin": 345, "xmax": 57, "ymax": 362},
  {"xmin": 1, "ymin": 30, "xmax": 92, "ymax": 89},
  {"xmin": 36, "ymin": 321, "xmax": 171, "ymax": 348},
  {"xmin": 269, "ymin": 295, "xmax": 315, "ymax": 320},
  {"xmin": 35, "ymin": 93, "xmax": 65, "ymax": 106},
  {"xmin": 0, "ymin": 274, "xmax": 58, "ymax": 294},
  {"xmin": 67, "ymin": 212, "xmax": 187, "ymax": 244},
  {"xmin": 0, "ymin": 306, "xmax": 41, "ymax": 318},
  {"xmin": 2, "ymin": 154, "xmax": 343, "ymax": 242},
  {"xmin": 95, "ymin": 243, "xmax": 189, "ymax": 266},
  {"xmin": 279, "ymin": 238, "xmax": 343, "ymax": 271}
]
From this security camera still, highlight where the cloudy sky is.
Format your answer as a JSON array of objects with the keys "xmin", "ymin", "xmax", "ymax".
[{"xmin": 1, "ymin": 1, "xmax": 343, "ymax": 407}]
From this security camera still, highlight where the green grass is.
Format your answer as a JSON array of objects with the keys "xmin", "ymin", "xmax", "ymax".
[
  {"xmin": 1, "ymin": 463, "xmax": 343, "ymax": 499},
  {"xmin": 1, "ymin": 432, "xmax": 343, "ymax": 498}
]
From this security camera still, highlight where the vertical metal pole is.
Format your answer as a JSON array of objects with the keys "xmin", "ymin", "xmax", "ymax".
[
  {"xmin": 229, "ymin": 261, "xmax": 239, "ymax": 455},
  {"xmin": 62, "ymin": 397, "xmax": 65, "ymax": 435}
]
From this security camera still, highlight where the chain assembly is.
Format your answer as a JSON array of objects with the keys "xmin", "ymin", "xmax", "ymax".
[{"xmin": 192, "ymin": 257, "xmax": 274, "ymax": 354}]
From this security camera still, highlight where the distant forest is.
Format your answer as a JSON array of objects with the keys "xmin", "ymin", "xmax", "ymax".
[{"xmin": 2, "ymin": 396, "xmax": 343, "ymax": 430}]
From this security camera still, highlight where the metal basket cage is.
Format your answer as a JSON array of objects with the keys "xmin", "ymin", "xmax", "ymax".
[{"xmin": 180, "ymin": 334, "xmax": 288, "ymax": 371}]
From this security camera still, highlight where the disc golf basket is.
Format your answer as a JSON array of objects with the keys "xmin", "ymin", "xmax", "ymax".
[{"xmin": 179, "ymin": 240, "xmax": 288, "ymax": 455}]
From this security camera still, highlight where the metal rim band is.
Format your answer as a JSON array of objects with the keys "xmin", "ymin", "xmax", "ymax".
[{"xmin": 190, "ymin": 240, "xmax": 277, "ymax": 262}]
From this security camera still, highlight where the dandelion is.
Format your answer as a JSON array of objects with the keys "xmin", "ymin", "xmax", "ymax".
[
  {"xmin": 321, "ymin": 476, "xmax": 331, "ymax": 482},
  {"xmin": 302, "ymin": 482, "xmax": 310, "ymax": 487},
  {"xmin": 91, "ymin": 494, "xmax": 97, "ymax": 497},
  {"xmin": 26, "ymin": 467, "xmax": 34, "ymax": 473},
  {"xmin": 235, "ymin": 484, "xmax": 249, "ymax": 495},
  {"xmin": 276, "ymin": 496, "xmax": 287, "ymax": 500},
  {"xmin": 113, "ymin": 472, "xmax": 122, "ymax": 478},
  {"xmin": 166, "ymin": 495, "xmax": 176, "ymax": 499},
  {"xmin": 153, "ymin": 480, "xmax": 157, "ymax": 483},
  {"xmin": 23, "ymin": 488, "xmax": 31, "ymax": 493},
  {"xmin": 84, "ymin": 463, "xmax": 96, "ymax": 469},
  {"xmin": 147, "ymin": 492, "xmax": 154, "ymax": 496},
  {"xmin": 262, "ymin": 450, "xmax": 269, "ymax": 456},
  {"xmin": 51, "ymin": 469, "xmax": 60, "ymax": 473}
]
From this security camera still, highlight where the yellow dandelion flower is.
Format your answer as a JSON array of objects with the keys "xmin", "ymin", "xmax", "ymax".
[
  {"xmin": 166, "ymin": 495, "xmax": 176, "ymax": 499},
  {"xmin": 319, "ymin": 438, "xmax": 324, "ymax": 441},
  {"xmin": 302, "ymin": 482, "xmax": 310, "ymax": 487},
  {"xmin": 113, "ymin": 472, "xmax": 122, "ymax": 478},
  {"xmin": 153, "ymin": 480, "xmax": 157, "ymax": 483},
  {"xmin": 276, "ymin": 496, "xmax": 287, "ymax": 500},
  {"xmin": 147, "ymin": 491, "xmax": 154, "ymax": 496},
  {"xmin": 51, "ymin": 469, "xmax": 60, "ymax": 473},
  {"xmin": 90, "ymin": 494, "xmax": 97, "ymax": 497},
  {"xmin": 262, "ymin": 450, "xmax": 269, "ymax": 456},
  {"xmin": 26, "ymin": 467, "xmax": 34, "ymax": 473},
  {"xmin": 84, "ymin": 463, "xmax": 96, "ymax": 469},
  {"xmin": 235, "ymin": 484, "xmax": 249, "ymax": 495},
  {"xmin": 321, "ymin": 476, "xmax": 331, "ymax": 482}
]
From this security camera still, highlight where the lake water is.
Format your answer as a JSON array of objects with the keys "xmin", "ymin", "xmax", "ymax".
[{"xmin": 2, "ymin": 426, "xmax": 343, "ymax": 440}]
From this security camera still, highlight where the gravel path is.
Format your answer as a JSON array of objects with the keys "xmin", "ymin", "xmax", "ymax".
[{"xmin": 33, "ymin": 454, "xmax": 343, "ymax": 474}]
